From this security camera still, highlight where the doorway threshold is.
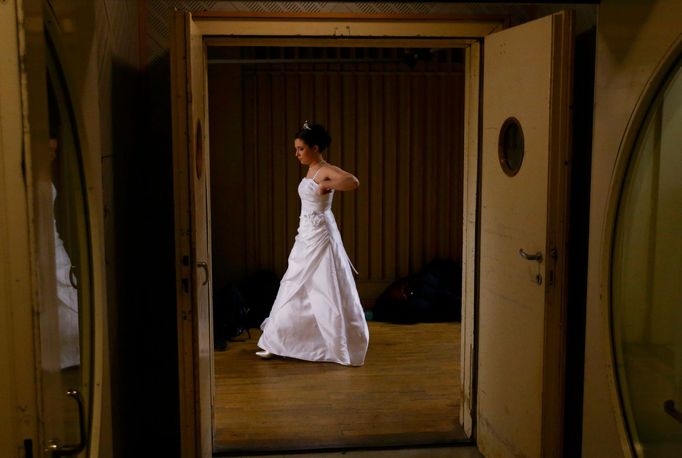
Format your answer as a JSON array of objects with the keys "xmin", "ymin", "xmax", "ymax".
[{"xmin": 221, "ymin": 444, "xmax": 481, "ymax": 458}]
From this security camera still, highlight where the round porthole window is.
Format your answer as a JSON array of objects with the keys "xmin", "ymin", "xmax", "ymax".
[{"xmin": 498, "ymin": 117, "xmax": 525, "ymax": 176}]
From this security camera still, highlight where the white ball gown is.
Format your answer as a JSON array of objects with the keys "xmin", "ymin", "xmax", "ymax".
[
  {"xmin": 257, "ymin": 170, "xmax": 369, "ymax": 366},
  {"xmin": 53, "ymin": 183, "xmax": 81, "ymax": 369}
]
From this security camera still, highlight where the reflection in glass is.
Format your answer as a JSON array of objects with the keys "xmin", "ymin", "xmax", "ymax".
[
  {"xmin": 46, "ymin": 43, "xmax": 93, "ymax": 448},
  {"xmin": 52, "ymin": 171, "xmax": 81, "ymax": 369},
  {"xmin": 612, "ymin": 58, "xmax": 682, "ymax": 457},
  {"xmin": 48, "ymin": 75, "xmax": 81, "ymax": 371}
]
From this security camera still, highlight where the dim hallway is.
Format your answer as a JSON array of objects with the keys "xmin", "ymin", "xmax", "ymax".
[{"xmin": 214, "ymin": 322, "xmax": 464, "ymax": 453}]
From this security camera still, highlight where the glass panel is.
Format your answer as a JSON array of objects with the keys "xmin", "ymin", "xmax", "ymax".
[
  {"xmin": 612, "ymin": 57, "xmax": 682, "ymax": 457},
  {"xmin": 498, "ymin": 117, "xmax": 524, "ymax": 176},
  {"xmin": 43, "ymin": 43, "xmax": 93, "ymax": 453}
]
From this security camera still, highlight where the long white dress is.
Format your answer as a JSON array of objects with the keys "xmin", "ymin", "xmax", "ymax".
[
  {"xmin": 257, "ymin": 170, "xmax": 369, "ymax": 366},
  {"xmin": 53, "ymin": 183, "xmax": 81, "ymax": 369}
]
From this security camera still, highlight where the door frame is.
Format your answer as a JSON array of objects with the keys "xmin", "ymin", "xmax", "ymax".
[
  {"xmin": 0, "ymin": 0, "xmax": 41, "ymax": 455},
  {"xmin": 172, "ymin": 12, "xmax": 502, "ymax": 457}
]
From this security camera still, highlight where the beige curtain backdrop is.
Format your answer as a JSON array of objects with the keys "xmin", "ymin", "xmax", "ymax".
[{"xmin": 210, "ymin": 51, "xmax": 464, "ymax": 306}]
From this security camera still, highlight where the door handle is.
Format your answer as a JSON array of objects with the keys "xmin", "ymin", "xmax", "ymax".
[
  {"xmin": 197, "ymin": 261, "xmax": 209, "ymax": 286},
  {"xmin": 45, "ymin": 389, "xmax": 86, "ymax": 456},
  {"xmin": 519, "ymin": 249, "xmax": 543, "ymax": 262}
]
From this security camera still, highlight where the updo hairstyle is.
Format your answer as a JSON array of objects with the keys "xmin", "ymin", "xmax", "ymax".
[{"xmin": 295, "ymin": 122, "xmax": 332, "ymax": 152}]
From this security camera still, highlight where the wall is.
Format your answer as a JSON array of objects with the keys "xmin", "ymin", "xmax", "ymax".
[
  {"xmin": 209, "ymin": 51, "xmax": 465, "ymax": 305},
  {"xmin": 143, "ymin": 0, "xmax": 598, "ymax": 69},
  {"xmin": 583, "ymin": 0, "xmax": 682, "ymax": 456}
]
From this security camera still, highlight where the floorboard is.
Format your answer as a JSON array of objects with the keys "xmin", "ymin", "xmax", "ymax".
[
  {"xmin": 232, "ymin": 445, "xmax": 482, "ymax": 458},
  {"xmin": 213, "ymin": 321, "xmax": 465, "ymax": 453}
]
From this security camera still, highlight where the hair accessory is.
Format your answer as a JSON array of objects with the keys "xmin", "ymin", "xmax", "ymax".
[{"xmin": 303, "ymin": 120, "xmax": 312, "ymax": 131}]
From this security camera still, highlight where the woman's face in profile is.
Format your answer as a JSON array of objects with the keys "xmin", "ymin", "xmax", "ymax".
[{"xmin": 294, "ymin": 138, "xmax": 318, "ymax": 165}]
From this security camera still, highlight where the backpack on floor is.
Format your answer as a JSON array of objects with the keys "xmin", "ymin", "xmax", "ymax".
[
  {"xmin": 372, "ymin": 258, "xmax": 462, "ymax": 324},
  {"xmin": 213, "ymin": 283, "xmax": 250, "ymax": 351}
]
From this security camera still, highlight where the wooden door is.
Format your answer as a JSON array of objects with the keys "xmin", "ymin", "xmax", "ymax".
[
  {"xmin": 477, "ymin": 11, "xmax": 573, "ymax": 457},
  {"xmin": 171, "ymin": 11, "xmax": 214, "ymax": 458}
]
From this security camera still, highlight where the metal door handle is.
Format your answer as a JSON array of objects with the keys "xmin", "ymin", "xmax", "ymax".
[
  {"xmin": 45, "ymin": 389, "xmax": 86, "ymax": 456},
  {"xmin": 519, "ymin": 249, "xmax": 543, "ymax": 262},
  {"xmin": 197, "ymin": 261, "xmax": 209, "ymax": 286}
]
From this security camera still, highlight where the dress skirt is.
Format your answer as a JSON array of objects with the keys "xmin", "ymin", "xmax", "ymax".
[{"xmin": 258, "ymin": 206, "xmax": 369, "ymax": 367}]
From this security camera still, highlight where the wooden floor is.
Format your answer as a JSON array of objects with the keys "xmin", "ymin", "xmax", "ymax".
[
  {"xmin": 213, "ymin": 321, "xmax": 466, "ymax": 454},
  {"xmin": 238, "ymin": 444, "xmax": 482, "ymax": 458}
]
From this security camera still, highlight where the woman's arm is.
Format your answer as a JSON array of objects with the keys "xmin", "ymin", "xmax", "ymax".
[{"xmin": 317, "ymin": 165, "xmax": 359, "ymax": 194}]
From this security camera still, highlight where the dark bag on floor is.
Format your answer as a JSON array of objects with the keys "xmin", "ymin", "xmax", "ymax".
[
  {"xmin": 213, "ymin": 283, "xmax": 250, "ymax": 351},
  {"xmin": 240, "ymin": 270, "xmax": 280, "ymax": 329},
  {"xmin": 373, "ymin": 258, "xmax": 462, "ymax": 324}
]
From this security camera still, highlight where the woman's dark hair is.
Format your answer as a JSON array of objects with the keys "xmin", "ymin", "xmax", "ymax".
[{"xmin": 295, "ymin": 122, "xmax": 332, "ymax": 152}]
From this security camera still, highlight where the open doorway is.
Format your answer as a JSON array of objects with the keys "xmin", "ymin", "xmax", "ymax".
[
  {"xmin": 172, "ymin": 10, "xmax": 577, "ymax": 458},
  {"xmin": 207, "ymin": 44, "xmax": 467, "ymax": 453}
]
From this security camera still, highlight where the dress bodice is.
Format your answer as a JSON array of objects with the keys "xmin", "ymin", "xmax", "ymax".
[{"xmin": 298, "ymin": 178, "xmax": 333, "ymax": 215}]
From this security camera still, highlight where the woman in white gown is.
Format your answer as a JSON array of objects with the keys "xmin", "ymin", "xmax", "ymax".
[{"xmin": 257, "ymin": 122, "xmax": 369, "ymax": 366}]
